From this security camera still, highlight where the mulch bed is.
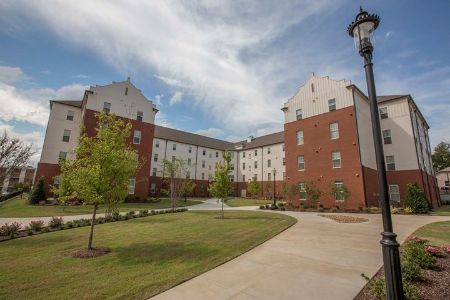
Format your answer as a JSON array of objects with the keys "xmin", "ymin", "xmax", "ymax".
[
  {"xmin": 71, "ymin": 247, "xmax": 111, "ymax": 258},
  {"xmin": 318, "ymin": 214, "xmax": 369, "ymax": 223},
  {"xmin": 355, "ymin": 255, "xmax": 450, "ymax": 300}
]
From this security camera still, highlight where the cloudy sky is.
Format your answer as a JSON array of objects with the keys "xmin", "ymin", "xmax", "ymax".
[{"xmin": 1, "ymin": 0, "xmax": 449, "ymax": 165}]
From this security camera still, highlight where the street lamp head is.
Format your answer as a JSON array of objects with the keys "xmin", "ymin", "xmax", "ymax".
[{"xmin": 347, "ymin": 6, "xmax": 380, "ymax": 56}]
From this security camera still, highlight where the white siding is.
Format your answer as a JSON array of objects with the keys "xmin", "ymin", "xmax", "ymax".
[{"xmin": 283, "ymin": 74, "xmax": 354, "ymax": 123}]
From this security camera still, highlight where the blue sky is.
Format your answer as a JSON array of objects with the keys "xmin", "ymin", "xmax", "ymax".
[{"xmin": 1, "ymin": 0, "xmax": 449, "ymax": 164}]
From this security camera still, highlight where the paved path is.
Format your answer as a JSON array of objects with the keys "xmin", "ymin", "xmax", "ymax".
[{"xmin": 153, "ymin": 211, "xmax": 450, "ymax": 300}]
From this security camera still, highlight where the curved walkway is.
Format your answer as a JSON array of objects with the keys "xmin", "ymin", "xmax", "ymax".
[{"xmin": 153, "ymin": 210, "xmax": 450, "ymax": 300}]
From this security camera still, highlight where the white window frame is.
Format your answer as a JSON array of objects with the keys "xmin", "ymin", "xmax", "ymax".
[
  {"xmin": 62, "ymin": 129, "xmax": 71, "ymax": 142},
  {"xmin": 133, "ymin": 130, "xmax": 141, "ymax": 144},
  {"xmin": 58, "ymin": 151, "xmax": 67, "ymax": 160},
  {"xmin": 267, "ymin": 159, "xmax": 271, "ymax": 168},
  {"xmin": 386, "ymin": 155, "xmax": 396, "ymax": 171},
  {"xmin": 334, "ymin": 181, "xmax": 344, "ymax": 201},
  {"xmin": 103, "ymin": 101, "xmax": 111, "ymax": 113},
  {"xmin": 330, "ymin": 122, "xmax": 339, "ymax": 139},
  {"xmin": 383, "ymin": 129, "xmax": 392, "ymax": 144},
  {"xmin": 128, "ymin": 178, "xmax": 136, "ymax": 194},
  {"xmin": 299, "ymin": 182, "xmax": 306, "ymax": 200},
  {"xmin": 268, "ymin": 173, "xmax": 271, "ymax": 181},
  {"xmin": 172, "ymin": 143, "xmax": 176, "ymax": 151},
  {"xmin": 328, "ymin": 98, "xmax": 336, "ymax": 111},
  {"xmin": 380, "ymin": 107, "xmax": 388, "ymax": 119},
  {"xmin": 296, "ymin": 130, "xmax": 304, "ymax": 145},
  {"xmin": 154, "ymin": 153, "xmax": 158, "ymax": 162},
  {"xmin": 254, "ymin": 161, "xmax": 258, "ymax": 169},
  {"xmin": 296, "ymin": 109, "xmax": 303, "ymax": 120},
  {"xmin": 137, "ymin": 110, "xmax": 143, "ymax": 121},
  {"xmin": 332, "ymin": 151, "xmax": 341, "ymax": 168},
  {"xmin": 155, "ymin": 140, "xmax": 159, "ymax": 148},
  {"xmin": 297, "ymin": 155, "xmax": 305, "ymax": 171},
  {"xmin": 242, "ymin": 162, "xmax": 246, "ymax": 170},
  {"xmin": 389, "ymin": 184, "xmax": 400, "ymax": 202},
  {"xmin": 152, "ymin": 168, "xmax": 157, "ymax": 177},
  {"xmin": 66, "ymin": 110, "xmax": 74, "ymax": 121}
]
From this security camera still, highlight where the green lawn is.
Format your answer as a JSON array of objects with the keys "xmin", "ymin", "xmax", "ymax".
[
  {"xmin": 431, "ymin": 205, "xmax": 450, "ymax": 216},
  {"xmin": 0, "ymin": 210, "xmax": 296, "ymax": 299},
  {"xmin": 0, "ymin": 195, "xmax": 203, "ymax": 217},
  {"xmin": 413, "ymin": 220, "xmax": 450, "ymax": 246},
  {"xmin": 225, "ymin": 197, "xmax": 276, "ymax": 207}
]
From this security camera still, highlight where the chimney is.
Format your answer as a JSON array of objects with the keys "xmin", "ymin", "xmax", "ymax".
[{"xmin": 247, "ymin": 136, "xmax": 254, "ymax": 143}]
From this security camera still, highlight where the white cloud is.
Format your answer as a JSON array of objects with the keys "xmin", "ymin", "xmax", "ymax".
[
  {"xmin": 385, "ymin": 31, "xmax": 392, "ymax": 38},
  {"xmin": 0, "ymin": 66, "xmax": 25, "ymax": 83},
  {"xmin": 169, "ymin": 91, "xmax": 183, "ymax": 106},
  {"xmin": 154, "ymin": 111, "xmax": 174, "ymax": 128},
  {"xmin": 194, "ymin": 127, "xmax": 224, "ymax": 138}
]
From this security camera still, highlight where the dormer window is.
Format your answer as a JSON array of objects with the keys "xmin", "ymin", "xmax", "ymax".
[
  {"xmin": 137, "ymin": 111, "xmax": 143, "ymax": 121},
  {"xmin": 125, "ymin": 87, "xmax": 128, "ymax": 96},
  {"xmin": 296, "ymin": 109, "xmax": 303, "ymax": 120},
  {"xmin": 103, "ymin": 102, "xmax": 111, "ymax": 113}
]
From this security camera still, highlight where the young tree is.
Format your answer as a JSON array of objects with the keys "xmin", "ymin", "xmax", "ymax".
[
  {"xmin": 161, "ymin": 158, "xmax": 188, "ymax": 210},
  {"xmin": 331, "ymin": 183, "xmax": 351, "ymax": 202},
  {"xmin": 53, "ymin": 111, "xmax": 139, "ymax": 250},
  {"xmin": 264, "ymin": 182, "xmax": 274, "ymax": 199},
  {"xmin": 13, "ymin": 182, "xmax": 31, "ymax": 199},
  {"xmin": 432, "ymin": 142, "xmax": 450, "ymax": 171},
  {"xmin": 0, "ymin": 131, "xmax": 34, "ymax": 183},
  {"xmin": 208, "ymin": 152, "xmax": 232, "ymax": 218},
  {"xmin": 29, "ymin": 177, "xmax": 46, "ymax": 204},
  {"xmin": 403, "ymin": 183, "xmax": 429, "ymax": 214},
  {"xmin": 180, "ymin": 180, "xmax": 196, "ymax": 202},
  {"xmin": 247, "ymin": 176, "xmax": 261, "ymax": 198},
  {"xmin": 304, "ymin": 181, "xmax": 322, "ymax": 208}
]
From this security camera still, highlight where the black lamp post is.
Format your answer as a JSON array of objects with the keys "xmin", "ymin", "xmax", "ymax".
[
  {"xmin": 348, "ymin": 7, "xmax": 404, "ymax": 299},
  {"xmin": 272, "ymin": 168, "xmax": 276, "ymax": 206}
]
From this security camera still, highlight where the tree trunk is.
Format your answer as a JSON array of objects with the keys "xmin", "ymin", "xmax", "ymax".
[
  {"xmin": 221, "ymin": 198, "xmax": 224, "ymax": 219},
  {"xmin": 88, "ymin": 203, "xmax": 98, "ymax": 250},
  {"xmin": 171, "ymin": 182, "xmax": 175, "ymax": 212}
]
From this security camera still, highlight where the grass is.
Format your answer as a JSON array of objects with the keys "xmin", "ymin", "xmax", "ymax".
[
  {"xmin": 0, "ymin": 210, "xmax": 296, "ymax": 299},
  {"xmin": 225, "ymin": 197, "xmax": 276, "ymax": 207},
  {"xmin": 431, "ymin": 205, "xmax": 450, "ymax": 216},
  {"xmin": 0, "ymin": 195, "xmax": 203, "ymax": 217},
  {"xmin": 413, "ymin": 220, "xmax": 450, "ymax": 246}
]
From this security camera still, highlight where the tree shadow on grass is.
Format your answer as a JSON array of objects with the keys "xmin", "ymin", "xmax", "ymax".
[{"xmin": 114, "ymin": 242, "xmax": 219, "ymax": 266}]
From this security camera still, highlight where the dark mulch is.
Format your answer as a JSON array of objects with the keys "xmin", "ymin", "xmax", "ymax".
[
  {"xmin": 354, "ymin": 255, "xmax": 450, "ymax": 300},
  {"xmin": 71, "ymin": 247, "xmax": 111, "ymax": 258},
  {"xmin": 318, "ymin": 214, "xmax": 368, "ymax": 223}
]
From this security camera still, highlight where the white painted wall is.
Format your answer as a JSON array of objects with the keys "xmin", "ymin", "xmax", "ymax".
[
  {"xmin": 85, "ymin": 80, "xmax": 156, "ymax": 124},
  {"xmin": 40, "ymin": 102, "xmax": 83, "ymax": 164},
  {"xmin": 283, "ymin": 74, "xmax": 354, "ymax": 123}
]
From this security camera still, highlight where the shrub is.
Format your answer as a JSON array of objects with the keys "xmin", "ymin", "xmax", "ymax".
[
  {"xmin": 0, "ymin": 222, "xmax": 22, "ymax": 237},
  {"xmin": 403, "ymin": 240, "xmax": 436, "ymax": 270},
  {"xmin": 330, "ymin": 207, "xmax": 337, "ymax": 213},
  {"xmin": 265, "ymin": 204, "xmax": 270, "ymax": 209},
  {"xmin": 280, "ymin": 207, "xmax": 286, "ymax": 211},
  {"xmin": 29, "ymin": 176, "xmax": 47, "ymax": 205},
  {"xmin": 112, "ymin": 212, "xmax": 121, "ymax": 221},
  {"xmin": 278, "ymin": 202, "xmax": 284, "ymax": 207},
  {"xmin": 29, "ymin": 220, "xmax": 44, "ymax": 232},
  {"xmin": 404, "ymin": 207, "xmax": 413, "ymax": 214},
  {"xmin": 403, "ymin": 280, "xmax": 420, "ymax": 300},
  {"xmin": 259, "ymin": 205, "xmax": 265, "ymax": 209},
  {"xmin": 139, "ymin": 210, "xmax": 148, "ymax": 217},
  {"xmin": 96, "ymin": 217, "xmax": 105, "ymax": 224},
  {"xmin": 425, "ymin": 245, "xmax": 444, "ymax": 257},
  {"xmin": 150, "ymin": 210, "xmax": 156, "ymax": 215},
  {"xmin": 361, "ymin": 273, "xmax": 385, "ymax": 300},
  {"xmin": 65, "ymin": 221, "xmax": 74, "ymax": 229},
  {"xmin": 25, "ymin": 226, "xmax": 33, "ymax": 235},
  {"xmin": 369, "ymin": 206, "xmax": 380, "ymax": 213},
  {"xmin": 49, "ymin": 217, "xmax": 64, "ymax": 229},
  {"xmin": 270, "ymin": 204, "xmax": 277, "ymax": 210},
  {"xmin": 401, "ymin": 258, "xmax": 424, "ymax": 281},
  {"xmin": 403, "ymin": 183, "xmax": 429, "ymax": 214},
  {"xmin": 390, "ymin": 205, "xmax": 398, "ymax": 214},
  {"xmin": 126, "ymin": 211, "xmax": 136, "ymax": 217}
]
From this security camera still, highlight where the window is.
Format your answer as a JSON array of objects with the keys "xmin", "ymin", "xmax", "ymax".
[
  {"xmin": 62, "ymin": 129, "xmax": 71, "ymax": 142},
  {"xmin": 297, "ymin": 155, "xmax": 305, "ymax": 170},
  {"xmin": 249, "ymin": 165, "xmax": 252, "ymax": 171},
  {"xmin": 187, "ymin": 158, "xmax": 191, "ymax": 166},
  {"xmin": 230, "ymin": 164, "xmax": 235, "ymax": 171},
  {"xmin": 254, "ymin": 174, "xmax": 258, "ymax": 180},
  {"xmin": 283, "ymin": 172, "xmax": 286, "ymax": 180},
  {"xmin": 229, "ymin": 175, "xmax": 234, "ymax": 182},
  {"xmin": 66, "ymin": 110, "xmax": 74, "ymax": 121},
  {"xmin": 332, "ymin": 151, "xmax": 341, "ymax": 168},
  {"xmin": 386, "ymin": 155, "xmax": 396, "ymax": 171},
  {"xmin": 267, "ymin": 147, "xmax": 271, "ymax": 154},
  {"xmin": 311, "ymin": 83, "xmax": 315, "ymax": 93},
  {"xmin": 296, "ymin": 109, "xmax": 303, "ymax": 120},
  {"xmin": 334, "ymin": 181, "xmax": 344, "ymax": 200},
  {"xmin": 389, "ymin": 184, "xmax": 400, "ymax": 202},
  {"xmin": 125, "ymin": 87, "xmax": 128, "ymax": 96},
  {"xmin": 330, "ymin": 122, "xmax": 339, "ymax": 139},
  {"xmin": 172, "ymin": 156, "xmax": 176, "ymax": 162},
  {"xmin": 153, "ymin": 153, "xmax": 158, "ymax": 162},
  {"xmin": 254, "ymin": 161, "xmax": 258, "ymax": 169},
  {"xmin": 267, "ymin": 159, "xmax": 271, "ymax": 168},
  {"xmin": 243, "ymin": 151, "xmax": 246, "ymax": 158},
  {"xmin": 203, "ymin": 149, "xmax": 206, "ymax": 156},
  {"xmin": 283, "ymin": 157, "xmax": 286, "ymax": 166},
  {"xmin": 383, "ymin": 129, "xmax": 392, "ymax": 144},
  {"xmin": 152, "ymin": 168, "xmax": 157, "ymax": 176},
  {"xmin": 201, "ymin": 173, "xmax": 205, "ymax": 180},
  {"xmin": 128, "ymin": 178, "xmax": 136, "ymax": 194},
  {"xmin": 188, "ymin": 146, "xmax": 192, "ymax": 153},
  {"xmin": 254, "ymin": 149, "xmax": 258, "ymax": 156},
  {"xmin": 58, "ymin": 151, "xmax": 67, "ymax": 160},
  {"xmin": 380, "ymin": 107, "xmax": 388, "ymax": 119},
  {"xmin": 209, "ymin": 153, "xmax": 212, "ymax": 158},
  {"xmin": 137, "ymin": 111, "xmax": 143, "ymax": 121},
  {"xmin": 133, "ymin": 130, "xmax": 141, "ymax": 144},
  {"xmin": 268, "ymin": 173, "xmax": 271, "ymax": 181},
  {"xmin": 249, "ymin": 153, "xmax": 252, "ymax": 159},
  {"xmin": 103, "ymin": 102, "xmax": 111, "ymax": 113},
  {"xmin": 296, "ymin": 130, "xmax": 304, "ymax": 145},
  {"xmin": 150, "ymin": 183, "xmax": 156, "ymax": 194},
  {"xmin": 216, "ymin": 152, "xmax": 219, "ymax": 158},
  {"xmin": 53, "ymin": 176, "xmax": 60, "ymax": 189},
  {"xmin": 155, "ymin": 140, "xmax": 159, "ymax": 148},
  {"xmin": 186, "ymin": 172, "xmax": 191, "ymax": 179},
  {"xmin": 242, "ymin": 162, "xmax": 246, "ymax": 170},
  {"xmin": 242, "ymin": 175, "xmax": 245, "ymax": 182},
  {"xmin": 172, "ymin": 143, "xmax": 176, "ymax": 151},
  {"xmin": 299, "ymin": 183, "xmax": 306, "ymax": 199},
  {"xmin": 328, "ymin": 99, "xmax": 336, "ymax": 111},
  {"xmin": 202, "ymin": 160, "xmax": 205, "ymax": 168}
]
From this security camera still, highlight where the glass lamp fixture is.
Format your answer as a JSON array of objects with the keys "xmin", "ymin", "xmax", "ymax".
[{"xmin": 347, "ymin": 7, "xmax": 380, "ymax": 56}]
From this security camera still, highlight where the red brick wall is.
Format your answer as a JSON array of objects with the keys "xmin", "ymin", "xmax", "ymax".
[
  {"xmin": 82, "ymin": 109, "xmax": 155, "ymax": 201},
  {"xmin": 34, "ymin": 163, "xmax": 60, "ymax": 197},
  {"xmin": 284, "ymin": 106, "xmax": 366, "ymax": 209}
]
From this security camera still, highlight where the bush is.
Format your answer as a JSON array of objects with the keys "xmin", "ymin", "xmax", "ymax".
[
  {"xmin": 270, "ymin": 204, "xmax": 277, "ymax": 210},
  {"xmin": 404, "ymin": 207, "xmax": 413, "ymax": 214},
  {"xmin": 390, "ymin": 205, "xmax": 398, "ymax": 214},
  {"xmin": 265, "ymin": 204, "xmax": 270, "ymax": 209},
  {"xmin": 330, "ymin": 207, "xmax": 337, "ymax": 213},
  {"xmin": 139, "ymin": 210, "xmax": 148, "ymax": 217},
  {"xmin": 403, "ymin": 280, "xmax": 420, "ymax": 300},
  {"xmin": 403, "ymin": 183, "xmax": 429, "ymax": 214},
  {"xmin": 259, "ymin": 205, "xmax": 265, "ymax": 209},
  {"xmin": 96, "ymin": 217, "xmax": 105, "ymax": 224},
  {"xmin": 65, "ymin": 221, "xmax": 74, "ymax": 229},
  {"xmin": 112, "ymin": 212, "xmax": 121, "ymax": 221},
  {"xmin": 401, "ymin": 258, "xmax": 424, "ymax": 281},
  {"xmin": 0, "ymin": 222, "xmax": 22, "ymax": 237},
  {"xmin": 29, "ymin": 220, "xmax": 45, "ymax": 232},
  {"xmin": 150, "ymin": 210, "xmax": 156, "ymax": 215},
  {"xmin": 126, "ymin": 211, "xmax": 136, "ymax": 217},
  {"xmin": 280, "ymin": 207, "xmax": 286, "ymax": 211},
  {"xmin": 29, "ymin": 177, "xmax": 46, "ymax": 205},
  {"xmin": 25, "ymin": 226, "xmax": 33, "ymax": 235},
  {"xmin": 369, "ymin": 206, "xmax": 380, "ymax": 213},
  {"xmin": 49, "ymin": 217, "xmax": 64, "ymax": 229},
  {"xmin": 403, "ymin": 240, "xmax": 437, "ymax": 270},
  {"xmin": 363, "ymin": 274, "xmax": 385, "ymax": 300}
]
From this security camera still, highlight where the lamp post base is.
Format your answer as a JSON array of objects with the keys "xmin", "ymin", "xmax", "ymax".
[{"xmin": 380, "ymin": 232, "xmax": 404, "ymax": 300}]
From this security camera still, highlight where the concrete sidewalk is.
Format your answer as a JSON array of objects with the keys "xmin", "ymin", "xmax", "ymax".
[{"xmin": 152, "ymin": 211, "xmax": 450, "ymax": 300}]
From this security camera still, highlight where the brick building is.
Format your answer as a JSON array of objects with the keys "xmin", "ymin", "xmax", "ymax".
[{"xmin": 35, "ymin": 75, "xmax": 440, "ymax": 207}]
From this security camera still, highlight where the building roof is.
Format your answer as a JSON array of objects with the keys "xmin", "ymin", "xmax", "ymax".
[
  {"xmin": 377, "ymin": 95, "xmax": 408, "ymax": 103},
  {"xmin": 154, "ymin": 125, "xmax": 234, "ymax": 151},
  {"xmin": 51, "ymin": 100, "xmax": 83, "ymax": 108},
  {"xmin": 233, "ymin": 131, "xmax": 284, "ymax": 150}
]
